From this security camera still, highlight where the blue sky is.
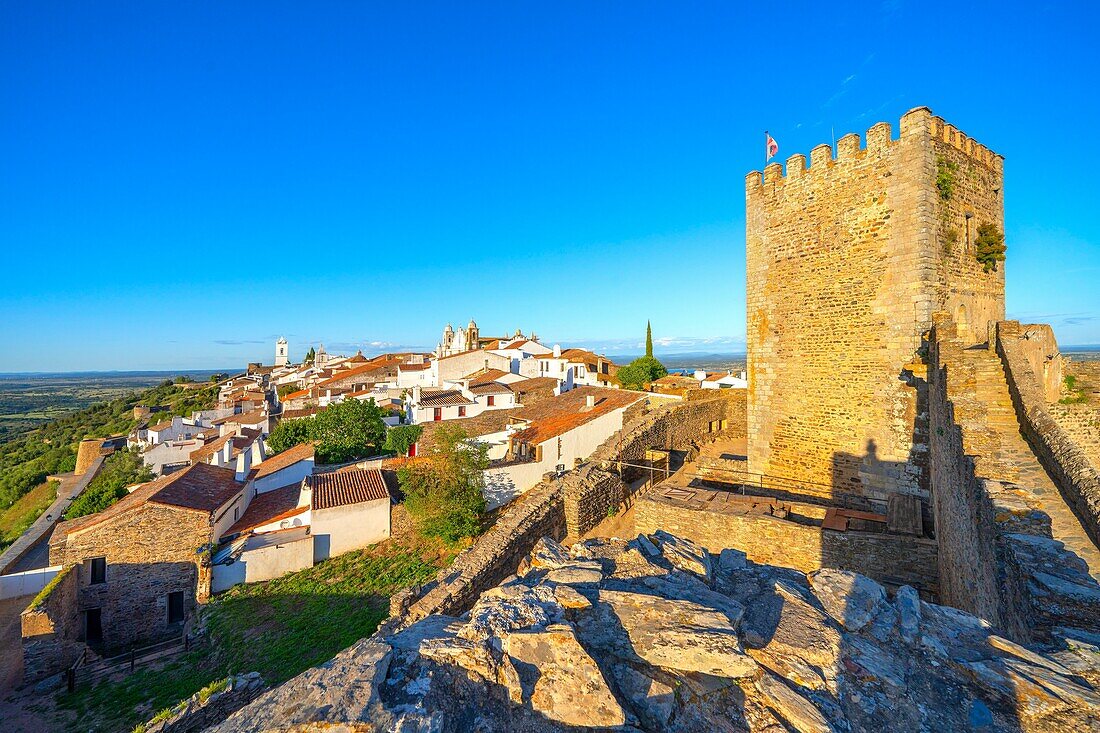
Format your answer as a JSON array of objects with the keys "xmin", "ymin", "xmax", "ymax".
[{"xmin": 2, "ymin": 2, "xmax": 1098, "ymax": 371}]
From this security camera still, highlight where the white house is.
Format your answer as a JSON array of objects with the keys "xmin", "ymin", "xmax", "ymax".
[
  {"xmin": 694, "ymin": 370, "xmax": 748, "ymax": 389},
  {"xmin": 305, "ymin": 469, "xmax": 392, "ymax": 562},
  {"xmin": 480, "ymin": 386, "xmax": 645, "ymax": 508},
  {"xmin": 146, "ymin": 416, "xmax": 208, "ymax": 446},
  {"xmin": 248, "ymin": 442, "xmax": 315, "ymax": 495},
  {"xmin": 433, "ymin": 349, "xmax": 511, "ymax": 386},
  {"xmin": 396, "ymin": 361, "xmax": 434, "ymax": 388}
]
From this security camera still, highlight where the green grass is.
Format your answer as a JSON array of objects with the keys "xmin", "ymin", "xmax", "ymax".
[
  {"xmin": 0, "ymin": 480, "xmax": 57, "ymax": 551},
  {"xmin": 55, "ymin": 537, "xmax": 458, "ymax": 733},
  {"xmin": 1060, "ymin": 374, "xmax": 1090, "ymax": 405}
]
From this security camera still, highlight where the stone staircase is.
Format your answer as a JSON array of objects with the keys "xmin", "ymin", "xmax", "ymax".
[{"xmin": 952, "ymin": 343, "xmax": 1100, "ymax": 583}]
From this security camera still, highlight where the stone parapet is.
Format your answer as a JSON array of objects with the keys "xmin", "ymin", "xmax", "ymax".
[{"xmin": 997, "ymin": 320, "xmax": 1100, "ymax": 548}]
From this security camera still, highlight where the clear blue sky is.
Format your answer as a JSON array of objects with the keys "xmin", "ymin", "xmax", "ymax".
[{"xmin": 2, "ymin": 2, "xmax": 1098, "ymax": 371}]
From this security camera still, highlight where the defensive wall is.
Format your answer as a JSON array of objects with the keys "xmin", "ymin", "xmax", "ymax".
[
  {"xmin": 745, "ymin": 107, "xmax": 1005, "ymax": 508},
  {"xmin": 929, "ymin": 314, "xmax": 1100, "ymax": 642},
  {"xmin": 20, "ymin": 565, "xmax": 83, "ymax": 683},
  {"xmin": 395, "ymin": 391, "xmax": 744, "ymax": 623},
  {"xmin": 997, "ymin": 320, "xmax": 1100, "ymax": 547}
]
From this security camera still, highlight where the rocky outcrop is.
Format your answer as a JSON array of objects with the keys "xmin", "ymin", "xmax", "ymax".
[{"xmin": 210, "ymin": 532, "xmax": 1100, "ymax": 732}]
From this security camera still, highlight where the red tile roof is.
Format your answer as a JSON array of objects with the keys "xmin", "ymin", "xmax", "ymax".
[
  {"xmin": 399, "ymin": 362, "xmax": 431, "ymax": 371},
  {"xmin": 148, "ymin": 420, "xmax": 173, "ymax": 432},
  {"xmin": 463, "ymin": 367, "xmax": 508, "ymax": 383},
  {"xmin": 54, "ymin": 463, "xmax": 246, "ymax": 540},
  {"xmin": 417, "ymin": 389, "xmax": 474, "ymax": 407},
  {"xmin": 509, "ymin": 387, "xmax": 643, "ymax": 446},
  {"xmin": 249, "ymin": 442, "xmax": 315, "ymax": 480},
  {"xmin": 224, "ymin": 483, "xmax": 307, "ymax": 536},
  {"xmin": 470, "ymin": 382, "xmax": 513, "ymax": 396},
  {"xmin": 308, "ymin": 469, "xmax": 391, "ymax": 509}
]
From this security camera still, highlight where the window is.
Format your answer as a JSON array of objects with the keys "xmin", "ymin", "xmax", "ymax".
[
  {"xmin": 89, "ymin": 557, "xmax": 106, "ymax": 585},
  {"xmin": 433, "ymin": 407, "xmax": 442, "ymax": 421},
  {"xmin": 167, "ymin": 591, "xmax": 186, "ymax": 624},
  {"xmin": 487, "ymin": 395, "xmax": 495, "ymax": 407},
  {"xmin": 458, "ymin": 406, "xmax": 466, "ymax": 417}
]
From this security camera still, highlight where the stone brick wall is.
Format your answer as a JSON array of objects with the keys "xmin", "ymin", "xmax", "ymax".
[
  {"xmin": 998, "ymin": 320, "xmax": 1100, "ymax": 547},
  {"xmin": 746, "ymin": 107, "xmax": 1004, "ymax": 506},
  {"xmin": 20, "ymin": 565, "xmax": 83, "ymax": 683},
  {"xmin": 50, "ymin": 503, "xmax": 212, "ymax": 652},
  {"xmin": 927, "ymin": 318, "xmax": 1012, "ymax": 631},
  {"xmin": 634, "ymin": 490, "xmax": 938, "ymax": 594},
  {"xmin": 563, "ymin": 390, "xmax": 746, "ymax": 537},
  {"xmin": 75, "ymin": 439, "xmax": 104, "ymax": 476},
  {"xmin": 1050, "ymin": 404, "xmax": 1100, "ymax": 471}
]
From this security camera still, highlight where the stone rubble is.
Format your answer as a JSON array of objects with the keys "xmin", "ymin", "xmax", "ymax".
[{"xmin": 209, "ymin": 532, "xmax": 1100, "ymax": 733}]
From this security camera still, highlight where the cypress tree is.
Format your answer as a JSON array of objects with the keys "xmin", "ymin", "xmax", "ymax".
[{"xmin": 645, "ymin": 320, "xmax": 653, "ymax": 358}]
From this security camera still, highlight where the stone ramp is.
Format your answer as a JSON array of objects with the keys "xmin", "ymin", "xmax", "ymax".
[{"xmin": 958, "ymin": 345, "xmax": 1100, "ymax": 582}]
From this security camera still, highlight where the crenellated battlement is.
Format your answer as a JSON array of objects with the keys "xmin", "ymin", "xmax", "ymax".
[{"xmin": 746, "ymin": 106, "xmax": 1003, "ymax": 191}]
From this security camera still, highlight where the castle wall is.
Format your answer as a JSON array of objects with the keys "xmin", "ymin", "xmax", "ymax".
[{"xmin": 745, "ymin": 107, "xmax": 1004, "ymax": 506}]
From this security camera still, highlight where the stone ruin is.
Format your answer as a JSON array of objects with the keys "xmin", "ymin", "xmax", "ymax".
[{"xmin": 207, "ymin": 532, "xmax": 1100, "ymax": 732}]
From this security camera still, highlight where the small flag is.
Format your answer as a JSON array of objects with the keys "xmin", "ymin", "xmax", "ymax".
[{"xmin": 766, "ymin": 132, "xmax": 779, "ymax": 161}]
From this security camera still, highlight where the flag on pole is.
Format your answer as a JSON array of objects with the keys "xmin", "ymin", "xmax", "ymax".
[{"xmin": 765, "ymin": 132, "xmax": 779, "ymax": 162}]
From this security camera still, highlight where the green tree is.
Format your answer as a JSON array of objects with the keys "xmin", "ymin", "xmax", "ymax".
[
  {"xmin": 383, "ymin": 424, "xmax": 423, "ymax": 456},
  {"xmin": 398, "ymin": 425, "xmax": 487, "ymax": 542},
  {"xmin": 616, "ymin": 356, "xmax": 668, "ymax": 391},
  {"xmin": 64, "ymin": 449, "xmax": 153, "ymax": 519},
  {"xmin": 645, "ymin": 320, "xmax": 654, "ymax": 358},
  {"xmin": 267, "ymin": 418, "xmax": 314, "ymax": 455},
  {"xmin": 974, "ymin": 222, "xmax": 1006, "ymax": 272},
  {"xmin": 276, "ymin": 382, "xmax": 302, "ymax": 399},
  {"xmin": 311, "ymin": 398, "xmax": 386, "ymax": 464},
  {"xmin": 304, "ymin": 347, "xmax": 316, "ymax": 365}
]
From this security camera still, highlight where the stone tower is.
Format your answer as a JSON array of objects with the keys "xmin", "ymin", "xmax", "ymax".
[
  {"xmin": 745, "ymin": 107, "xmax": 1005, "ymax": 507},
  {"xmin": 275, "ymin": 337, "xmax": 289, "ymax": 367}
]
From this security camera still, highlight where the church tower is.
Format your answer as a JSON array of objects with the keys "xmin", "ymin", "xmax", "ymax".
[{"xmin": 275, "ymin": 337, "xmax": 289, "ymax": 367}]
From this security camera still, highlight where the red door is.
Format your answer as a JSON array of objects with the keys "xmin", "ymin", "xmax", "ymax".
[{"xmin": 433, "ymin": 407, "xmax": 442, "ymax": 421}]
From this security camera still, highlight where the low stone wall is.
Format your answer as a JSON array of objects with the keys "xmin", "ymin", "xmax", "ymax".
[
  {"xmin": 998, "ymin": 320, "xmax": 1100, "ymax": 547},
  {"xmin": 20, "ymin": 564, "xmax": 83, "ymax": 683},
  {"xmin": 140, "ymin": 673, "xmax": 266, "ymax": 733},
  {"xmin": 561, "ymin": 391, "xmax": 747, "ymax": 537},
  {"xmin": 634, "ymin": 489, "xmax": 938, "ymax": 594},
  {"xmin": 401, "ymin": 479, "xmax": 565, "ymax": 623},
  {"xmin": 1049, "ymin": 403, "xmax": 1100, "ymax": 471}
]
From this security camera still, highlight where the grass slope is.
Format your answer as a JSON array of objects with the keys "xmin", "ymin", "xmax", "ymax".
[
  {"xmin": 55, "ymin": 536, "xmax": 457, "ymax": 733},
  {"xmin": 0, "ymin": 480, "xmax": 56, "ymax": 552}
]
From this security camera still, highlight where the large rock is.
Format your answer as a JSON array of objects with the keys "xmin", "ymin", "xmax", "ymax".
[
  {"xmin": 895, "ymin": 585, "xmax": 921, "ymax": 644},
  {"xmin": 743, "ymin": 579, "xmax": 843, "ymax": 692},
  {"xmin": 459, "ymin": 583, "xmax": 564, "ymax": 641},
  {"xmin": 610, "ymin": 662, "xmax": 677, "ymax": 730},
  {"xmin": 206, "ymin": 638, "xmax": 394, "ymax": 732},
  {"xmin": 651, "ymin": 530, "xmax": 714, "ymax": 583},
  {"xmin": 578, "ymin": 588, "xmax": 757, "ymax": 677},
  {"xmin": 756, "ymin": 672, "xmax": 835, "ymax": 733},
  {"xmin": 502, "ymin": 624, "xmax": 628, "ymax": 727},
  {"xmin": 808, "ymin": 569, "xmax": 888, "ymax": 632}
]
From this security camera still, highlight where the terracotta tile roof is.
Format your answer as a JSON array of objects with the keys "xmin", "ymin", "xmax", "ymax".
[
  {"xmin": 225, "ymin": 409, "xmax": 268, "ymax": 425},
  {"xmin": 463, "ymin": 367, "xmax": 508, "ymax": 383},
  {"xmin": 282, "ymin": 406, "xmax": 323, "ymax": 420},
  {"xmin": 512, "ymin": 377, "xmax": 560, "ymax": 395},
  {"xmin": 149, "ymin": 463, "xmax": 245, "ymax": 512},
  {"xmin": 308, "ymin": 469, "xmax": 391, "ymax": 509},
  {"xmin": 282, "ymin": 389, "xmax": 309, "ymax": 401},
  {"xmin": 54, "ymin": 463, "xmax": 246, "ymax": 540},
  {"xmin": 470, "ymin": 382, "xmax": 513, "ymax": 396},
  {"xmin": 399, "ymin": 362, "xmax": 431, "ymax": 371},
  {"xmin": 190, "ymin": 433, "xmax": 233, "ymax": 463},
  {"xmin": 224, "ymin": 483, "xmax": 307, "ymax": 536},
  {"xmin": 317, "ymin": 357, "xmax": 397, "ymax": 387},
  {"xmin": 249, "ymin": 442, "xmax": 315, "ymax": 480},
  {"xmin": 148, "ymin": 420, "xmax": 173, "ymax": 432},
  {"xmin": 509, "ymin": 387, "xmax": 643, "ymax": 446},
  {"xmin": 417, "ymin": 389, "xmax": 474, "ymax": 407}
]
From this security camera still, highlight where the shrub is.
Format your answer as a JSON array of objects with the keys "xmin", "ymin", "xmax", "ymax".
[
  {"xmin": 399, "ymin": 425, "xmax": 487, "ymax": 542},
  {"xmin": 617, "ymin": 356, "xmax": 669, "ymax": 391},
  {"xmin": 936, "ymin": 156, "xmax": 957, "ymax": 201},
  {"xmin": 267, "ymin": 399, "xmax": 386, "ymax": 464},
  {"xmin": 384, "ymin": 424, "xmax": 423, "ymax": 456},
  {"xmin": 974, "ymin": 222, "xmax": 1006, "ymax": 272}
]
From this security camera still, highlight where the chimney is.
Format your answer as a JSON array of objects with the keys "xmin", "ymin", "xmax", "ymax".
[
  {"xmin": 585, "ymin": 395, "xmax": 596, "ymax": 408},
  {"xmin": 235, "ymin": 449, "xmax": 252, "ymax": 483},
  {"xmin": 221, "ymin": 441, "xmax": 233, "ymax": 465},
  {"xmin": 412, "ymin": 385, "xmax": 422, "ymax": 403},
  {"xmin": 251, "ymin": 439, "xmax": 265, "ymax": 465},
  {"xmin": 553, "ymin": 344, "xmax": 561, "ymax": 358}
]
